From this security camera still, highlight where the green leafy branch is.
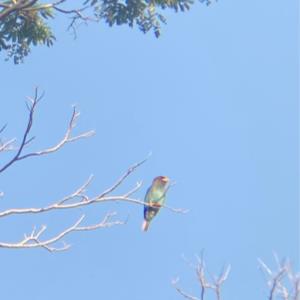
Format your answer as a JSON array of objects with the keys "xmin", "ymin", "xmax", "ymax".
[{"xmin": 0, "ymin": 0, "xmax": 214, "ymax": 63}]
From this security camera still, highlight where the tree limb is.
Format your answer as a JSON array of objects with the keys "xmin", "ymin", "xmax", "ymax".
[
  {"xmin": 0, "ymin": 0, "xmax": 39, "ymax": 21},
  {"xmin": 0, "ymin": 159, "xmax": 186, "ymax": 218},
  {"xmin": 259, "ymin": 256, "xmax": 299, "ymax": 300},
  {"xmin": 0, "ymin": 88, "xmax": 95, "ymax": 174},
  {"xmin": 172, "ymin": 278, "xmax": 200, "ymax": 300},
  {"xmin": 0, "ymin": 124, "xmax": 7, "ymax": 134},
  {"xmin": 0, "ymin": 0, "xmax": 93, "ymax": 30},
  {"xmin": 0, "ymin": 212, "xmax": 123, "ymax": 252},
  {"xmin": 0, "ymin": 138, "xmax": 16, "ymax": 152},
  {"xmin": 0, "ymin": 159, "xmax": 186, "ymax": 250},
  {"xmin": 0, "ymin": 89, "xmax": 186, "ymax": 251},
  {"xmin": 173, "ymin": 254, "xmax": 230, "ymax": 300}
]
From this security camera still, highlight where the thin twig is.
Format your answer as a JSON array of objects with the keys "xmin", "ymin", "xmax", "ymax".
[
  {"xmin": 0, "ymin": 124, "xmax": 7, "ymax": 134},
  {"xmin": 0, "ymin": 158, "xmax": 186, "ymax": 218},
  {"xmin": 172, "ymin": 278, "xmax": 201, "ymax": 300},
  {"xmin": 258, "ymin": 256, "xmax": 299, "ymax": 300},
  {"xmin": 174, "ymin": 254, "xmax": 230, "ymax": 300},
  {"xmin": 0, "ymin": 212, "xmax": 123, "ymax": 252},
  {"xmin": 0, "ymin": 138, "xmax": 16, "ymax": 152},
  {"xmin": 0, "ymin": 153, "xmax": 186, "ymax": 250},
  {"xmin": 0, "ymin": 89, "xmax": 94, "ymax": 173},
  {"xmin": 98, "ymin": 154, "xmax": 150, "ymax": 198}
]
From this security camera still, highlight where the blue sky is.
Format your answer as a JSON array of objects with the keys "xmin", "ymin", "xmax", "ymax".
[{"xmin": 0, "ymin": 1, "xmax": 298, "ymax": 299}]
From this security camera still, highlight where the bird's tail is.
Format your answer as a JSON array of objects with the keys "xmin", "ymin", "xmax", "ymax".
[{"xmin": 141, "ymin": 220, "xmax": 150, "ymax": 231}]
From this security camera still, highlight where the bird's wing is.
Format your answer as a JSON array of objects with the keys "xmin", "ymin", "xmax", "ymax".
[{"xmin": 144, "ymin": 186, "xmax": 152, "ymax": 204}]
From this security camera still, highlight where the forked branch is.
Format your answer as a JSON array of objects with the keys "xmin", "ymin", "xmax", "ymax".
[
  {"xmin": 0, "ymin": 0, "xmax": 94, "ymax": 30},
  {"xmin": 0, "ymin": 212, "xmax": 123, "ymax": 252},
  {"xmin": 0, "ymin": 89, "xmax": 186, "ymax": 251},
  {"xmin": 259, "ymin": 255, "xmax": 300, "ymax": 300},
  {"xmin": 0, "ymin": 157, "xmax": 186, "ymax": 251},
  {"xmin": 0, "ymin": 156, "xmax": 186, "ymax": 219},
  {"xmin": 0, "ymin": 88, "xmax": 95, "ymax": 174},
  {"xmin": 172, "ymin": 253, "xmax": 230, "ymax": 300}
]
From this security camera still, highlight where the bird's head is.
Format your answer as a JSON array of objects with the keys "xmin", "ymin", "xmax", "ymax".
[{"xmin": 153, "ymin": 176, "xmax": 170, "ymax": 186}]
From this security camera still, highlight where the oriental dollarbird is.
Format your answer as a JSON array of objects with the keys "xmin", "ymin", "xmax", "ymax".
[{"xmin": 142, "ymin": 176, "xmax": 170, "ymax": 231}]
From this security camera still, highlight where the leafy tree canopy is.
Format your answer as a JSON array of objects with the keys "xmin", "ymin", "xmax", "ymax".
[{"xmin": 0, "ymin": 0, "xmax": 213, "ymax": 64}]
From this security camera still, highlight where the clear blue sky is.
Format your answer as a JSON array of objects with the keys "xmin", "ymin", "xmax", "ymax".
[{"xmin": 0, "ymin": 1, "xmax": 298, "ymax": 299}]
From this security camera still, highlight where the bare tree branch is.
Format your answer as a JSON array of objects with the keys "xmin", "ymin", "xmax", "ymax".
[
  {"xmin": 97, "ymin": 155, "xmax": 150, "ymax": 198},
  {"xmin": 294, "ymin": 276, "xmax": 300, "ymax": 300},
  {"xmin": 0, "ymin": 88, "xmax": 95, "ymax": 174},
  {"xmin": 0, "ymin": 124, "xmax": 7, "ymax": 134},
  {"xmin": 0, "ymin": 186, "xmax": 187, "ymax": 218},
  {"xmin": 0, "ymin": 158, "xmax": 186, "ymax": 218},
  {"xmin": 172, "ymin": 278, "xmax": 201, "ymax": 300},
  {"xmin": 212, "ymin": 264, "xmax": 231, "ymax": 300},
  {"xmin": 52, "ymin": 3, "xmax": 95, "ymax": 31},
  {"xmin": 0, "ymin": 159, "xmax": 144, "ymax": 251},
  {"xmin": 0, "ymin": 212, "xmax": 123, "ymax": 252},
  {"xmin": 0, "ymin": 163, "xmax": 186, "ymax": 250},
  {"xmin": 259, "ymin": 256, "xmax": 299, "ymax": 300},
  {"xmin": 0, "ymin": 152, "xmax": 185, "ymax": 251},
  {"xmin": 0, "ymin": 89, "xmax": 186, "ymax": 251},
  {"xmin": 173, "ymin": 254, "xmax": 230, "ymax": 300},
  {"xmin": 194, "ymin": 252, "xmax": 214, "ymax": 300},
  {"xmin": 0, "ymin": 138, "xmax": 16, "ymax": 152}
]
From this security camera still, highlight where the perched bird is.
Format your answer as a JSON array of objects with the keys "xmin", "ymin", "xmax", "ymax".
[{"xmin": 142, "ymin": 176, "xmax": 170, "ymax": 231}]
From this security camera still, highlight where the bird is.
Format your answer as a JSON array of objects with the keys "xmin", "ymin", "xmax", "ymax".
[{"xmin": 142, "ymin": 176, "xmax": 170, "ymax": 231}]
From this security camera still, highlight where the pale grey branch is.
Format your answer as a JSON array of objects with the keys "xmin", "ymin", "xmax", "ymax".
[
  {"xmin": 0, "ymin": 138, "xmax": 16, "ymax": 152},
  {"xmin": 0, "ymin": 212, "xmax": 123, "ymax": 252},
  {"xmin": 17, "ymin": 106, "xmax": 95, "ymax": 160},
  {"xmin": 172, "ymin": 278, "xmax": 200, "ymax": 300},
  {"xmin": 259, "ymin": 257, "xmax": 299, "ymax": 300},
  {"xmin": 0, "ymin": 90, "xmax": 185, "ymax": 252},
  {"xmin": 174, "ymin": 254, "xmax": 230, "ymax": 300},
  {"xmin": 0, "ymin": 88, "xmax": 94, "ymax": 174},
  {"xmin": 0, "ymin": 156, "xmax": 186, "ymax": 219}
]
